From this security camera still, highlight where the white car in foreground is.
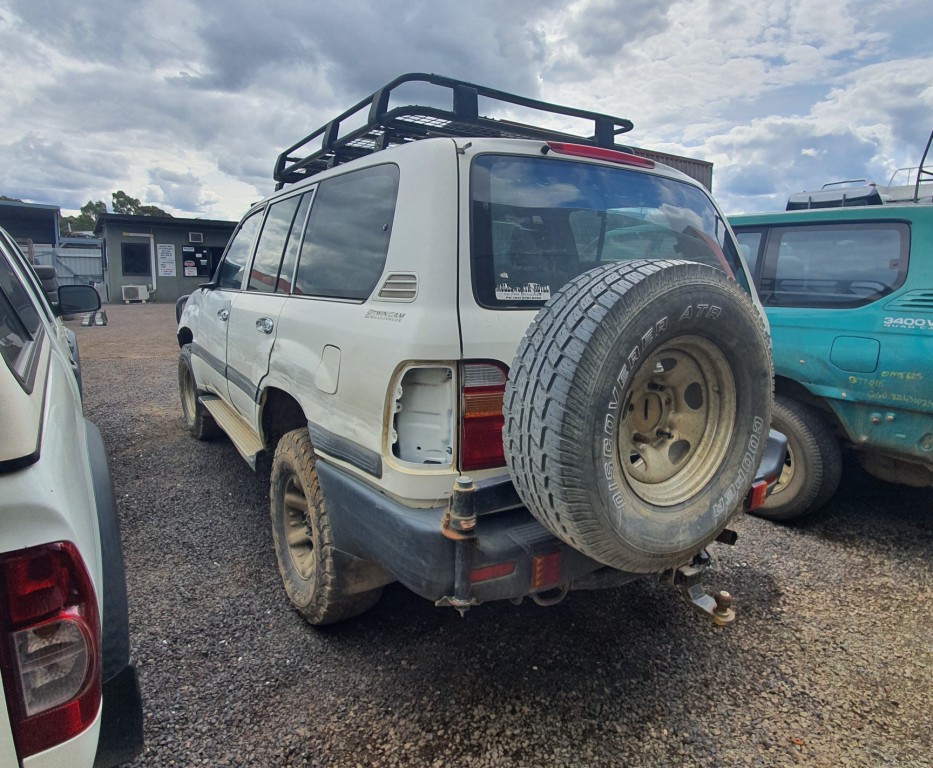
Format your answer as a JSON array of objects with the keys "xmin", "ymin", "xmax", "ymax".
[{"xmin": 0, "ymin": 227, "xmax": 143, "ymax": 767}]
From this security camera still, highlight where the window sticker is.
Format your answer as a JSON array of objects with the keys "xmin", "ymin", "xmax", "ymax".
[{"xmin": 495, "ymin": 281, "xmax": 551, "ymax": 301}]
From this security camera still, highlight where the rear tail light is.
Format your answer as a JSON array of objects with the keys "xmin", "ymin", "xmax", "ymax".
[
  {"xmin": 745, "ymin": 479, "xmax": 769, "ymax": 512},
  {"xmin": 0, "ymin": 542, "xmax": 101, "ymax": 759},
  {"xmin": 460, "ymin": 362, "xmax": 508, "ymax": 471},
  {"xmin": 469, "ymin": 562, "xmax": 516, "ymax": 584}
]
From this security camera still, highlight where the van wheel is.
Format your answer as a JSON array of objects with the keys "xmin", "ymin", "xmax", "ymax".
[
  {"xmin": 752, "ymin": 395, "xmax": 842, "ymax": 521},
  {"xmin": 269, "ymin": 429, "xmax": 382, "ymax": 625},
  {"xmin": 178, "ymin": 344, "xmax": 220, "ymax": 440},
  {"xmin": 504, "ymin": 260, "xmax": 773, "ymax": 573}
]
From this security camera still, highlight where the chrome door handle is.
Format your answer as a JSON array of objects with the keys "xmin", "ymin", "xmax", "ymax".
[
  {"xmin": 256, "ymin": 317, "xmax": 274, "ymax": 334},
  {"xmin": 218, "ymin": 308, "xmax": 229, "ymax": 321}
]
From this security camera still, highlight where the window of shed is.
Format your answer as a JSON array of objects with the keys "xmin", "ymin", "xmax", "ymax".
[{"xmin": 121, "ymin": 243, "xmax": 151, "ymax": 276}]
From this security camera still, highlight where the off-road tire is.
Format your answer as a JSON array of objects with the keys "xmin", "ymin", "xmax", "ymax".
[
  {"xmin": 504, "ymin": 260, "xmax": 773, "ymax": 573},
  {"xmin": 752, "ymin": 395, "xmax": 842, "ymax": 521},
  {"xmin": 178, "ymin": 344, "xmax": 221, "ymax": 440},
  {"xmin": 269, "ymin": 428, "xmax": 382, "ymax": 625}
]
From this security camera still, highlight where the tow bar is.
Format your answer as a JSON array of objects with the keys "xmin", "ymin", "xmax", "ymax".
[{"xmin": 673, "ymin": 536, "xmax": 738, "ymax": 627}]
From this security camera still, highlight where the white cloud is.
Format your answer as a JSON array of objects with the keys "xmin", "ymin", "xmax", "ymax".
[{"xmin": 0, "ymin": 0, "xmax": 930, "ymax": 221}]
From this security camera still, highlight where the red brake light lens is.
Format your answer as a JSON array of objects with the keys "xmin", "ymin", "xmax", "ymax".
[
  {"xmin": 0, "ymin": 542, "xmax": 101, "ymax": 759},
  {"xmin": 460, "ymin": 362, "xmax": 507, "ymax": 471},
  {"xmin": 546, "ymin": 141, "xmax": 656, "ymax": 169},
  {"xmin": 469, "ymin": 562, "xmax": 516, "ymax": 584},
  {"xmin": 745, "ymin": 479, "xmax": 769, "ymax": 512}
]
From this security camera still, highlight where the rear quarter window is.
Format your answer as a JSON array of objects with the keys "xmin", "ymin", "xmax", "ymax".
[
  {"xmin": 294, "ymin": 164, "xmax": 399, "ymax": 300},
  {"xmin": 754, "ymin": 222, "xmax": 908, "ymax": 308}
]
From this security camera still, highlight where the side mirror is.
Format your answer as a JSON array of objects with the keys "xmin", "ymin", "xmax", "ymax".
[{"xmin": 57, "ymin": 284, "xmax": 101, "ymax": 315}]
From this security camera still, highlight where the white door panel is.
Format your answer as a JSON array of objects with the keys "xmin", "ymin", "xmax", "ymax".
[
  {"xmin": 226, "ymin": 292, "xmax": 288, "ymax": 422},
  {"xmin": 190, "ymin": 289, "xmax": 233, "ymax": 397}
]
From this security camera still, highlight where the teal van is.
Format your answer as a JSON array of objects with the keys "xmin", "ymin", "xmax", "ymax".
[{"xmin": 730, "ymin": 204, "xmax": 933, "ymax": 519}]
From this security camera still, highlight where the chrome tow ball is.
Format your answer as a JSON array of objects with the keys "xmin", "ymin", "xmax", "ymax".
[{"xmin": 674, "ymin": 559, "xmax": 736, "ymax": 627}]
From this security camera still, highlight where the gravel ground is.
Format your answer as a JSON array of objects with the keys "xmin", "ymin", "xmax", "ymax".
[{"xmin": 75, "ymin": 302, "xmax": 931, "ymax": 768}]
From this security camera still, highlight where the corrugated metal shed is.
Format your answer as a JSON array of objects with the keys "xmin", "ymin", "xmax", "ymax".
[
  {"xmin": 629, "ymin": 146, "xmax": 714, "ymax": 190},
  {"xmin": 27, "ymin": 237, "xmax": 102, "ymax": 287}
]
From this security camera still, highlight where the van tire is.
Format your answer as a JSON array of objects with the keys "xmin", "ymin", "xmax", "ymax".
[{"xmin": 752, "ymin": 395, "xmax": 842, "ymax": 521}]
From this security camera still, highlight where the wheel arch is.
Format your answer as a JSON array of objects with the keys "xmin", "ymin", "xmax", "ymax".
[
  {"xmin": 177, "ymin": 326, "xmax": 193, "ymax": 348},
  {"xmin": 773, "ymin": 375, "xmax": 843, "ymax": 434},
  {"xmin": 260, "ymin": 387, "xmax": 308, "ymax": 453}
]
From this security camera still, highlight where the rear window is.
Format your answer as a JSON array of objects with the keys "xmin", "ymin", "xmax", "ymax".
[
  {"xmin": 471, "ymin": 154, "xmax": 745, "ymax": 308},
  {"xmin": 747, "ymin": 222, "xmax": 909, "ymax": 308}
]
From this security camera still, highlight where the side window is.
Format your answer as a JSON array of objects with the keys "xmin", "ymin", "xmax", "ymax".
[
  {"xmin": 276, "ymin": 193, "xmax": 312, "ymax": 294},
  {"xmin": 0, "ymin": 251, "xmax": 42, "ymax": 378},
  {"xmin": 762, "ymin": 223, "xmax": 908, "ymax": 307},
  {"xmin": 247, "ymin": 194, "xmax": 309, "ymax": 293},
  {"xmin": 294, "ymin": 164, "xmax": 399, "ymax": 300},
  {"xmin": 734, "ymin": 230, "xmax": 764, "ymax": 281},
  {"xmin": 216, "ymin": 209, "xmax": 263, "ymax": 290}
]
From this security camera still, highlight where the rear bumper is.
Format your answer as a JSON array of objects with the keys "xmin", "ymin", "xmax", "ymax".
[
  {"xmin": 316, "ymin": 429, "xmax": 788, "ymax": 605},
  {"xmin": 759, "ymin": 428, "xmax": 789, "ymax": 488},
  {"xmin": 317, "ymin": 459, "xmax": 604, "ymax": 603}
]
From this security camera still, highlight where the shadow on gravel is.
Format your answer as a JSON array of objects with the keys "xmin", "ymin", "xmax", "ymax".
[{"xmin": 764, "ymin": 453, "xmax": 933, "ymax": 558}]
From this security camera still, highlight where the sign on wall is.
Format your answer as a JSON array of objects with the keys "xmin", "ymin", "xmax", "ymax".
[
  {"xmin": 182, "ymin": 245, "xmax": 215, "ymax": 277},
  {"xmin": 157, "ymin": 243, "xmax": 176, "ymax": 277}
]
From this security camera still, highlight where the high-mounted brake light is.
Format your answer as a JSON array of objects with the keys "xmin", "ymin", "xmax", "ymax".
[
  {"xmin": 460, "ymin": 362, "xmax": 508, "ymax": 471},
  {"xmin": 545, "ymin": 141, "xmax": 656, "ymax": 169},
  {"xmin": 0, "ymin": 542, "xmax": 101, "ymax": 759}
]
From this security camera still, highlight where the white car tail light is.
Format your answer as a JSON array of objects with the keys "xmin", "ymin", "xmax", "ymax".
[
  {"xmin": 460, "ymin": 362, "xmax": 508, "ymax": 471},
  {"xmin": 0, "ymin": 542, "xmax": 101, "ymax": 759}
]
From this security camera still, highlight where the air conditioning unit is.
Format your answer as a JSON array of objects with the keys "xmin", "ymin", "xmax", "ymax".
[
  {"xmin": 122, "ymin": 284, "xmax": 151, "ymax": 303},
  {"xmin": 189, "ymin": 232, "xmax": 204, "ymax": 243}
]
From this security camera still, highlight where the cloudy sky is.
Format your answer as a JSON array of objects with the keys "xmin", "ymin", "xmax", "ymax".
[{"xmin": 1, "ymin": 0, "xmax": 931, "ymax": 221}]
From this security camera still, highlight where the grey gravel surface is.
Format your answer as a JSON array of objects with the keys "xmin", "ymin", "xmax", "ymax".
[{"xmin": 75, "ymin": 303, "xmax": 932, "ymax": 768}]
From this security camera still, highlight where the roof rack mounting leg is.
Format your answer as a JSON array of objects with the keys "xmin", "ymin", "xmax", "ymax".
[
  {"xmin": 453, "ymin": 84, "xmax": 479, "ymax": 122},
  {"xmin": 913, "ymin": 129, "xmax": 933, "ymax": 203},
  {"xmin": 594, "ymin": 117, "xmax": 614, "ymax": 148}
]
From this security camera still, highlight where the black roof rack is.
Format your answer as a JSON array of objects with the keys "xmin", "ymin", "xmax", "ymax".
[
  {"xmin": 273, "ymin": 72, "xmax": 636, "ymax": 189},
  {"xmin": 912, "ymin": 129, "xmax": 933, "ymax": 203}
]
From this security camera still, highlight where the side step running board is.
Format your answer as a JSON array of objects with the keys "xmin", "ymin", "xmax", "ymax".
[{"xmin": 199, "ymin": 395, "xmax": 264, "ymax": 470}]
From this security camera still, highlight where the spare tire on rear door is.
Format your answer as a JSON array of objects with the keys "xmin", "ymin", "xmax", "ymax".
[{"xmin": 503, "ymin": 259, "xmax": 772, "ymax": 573}]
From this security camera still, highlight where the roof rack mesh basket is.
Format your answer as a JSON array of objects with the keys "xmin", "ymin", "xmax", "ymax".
[{"xmin": 273, "ymin": 72, "xmax": 636, "ymax": 188}]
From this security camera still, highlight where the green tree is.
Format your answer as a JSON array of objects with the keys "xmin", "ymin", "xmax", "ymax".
[
  {"xmin": 60, "ymin": 191, "xmax": 172, "ymax": 236},
  {"xmin": 111, "ymin": 190, "xmax": 171, "ymax": 218},
  {"xmin": 61, "ymin": 200, "xmax": 107, "ymax": 234}
]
